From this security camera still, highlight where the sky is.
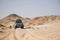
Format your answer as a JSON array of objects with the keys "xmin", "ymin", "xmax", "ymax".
[{"xmin": 0, "ymin": 0, "xmax": 60, "ymax": 18}]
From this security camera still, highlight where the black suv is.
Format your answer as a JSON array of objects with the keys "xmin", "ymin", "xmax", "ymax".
[{"xmin": 14, "ymin": 19, "xmax": 24, "ymax": 29}]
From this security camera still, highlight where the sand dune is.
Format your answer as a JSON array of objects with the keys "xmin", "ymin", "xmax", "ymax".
[
  {"xmin": 14, "ymin": 20, "xmax": 60, "ymax": 40},
  {"xmin": 0, "ymin": 14, "xmax": 60, "ymax": 40},
  {"xmin": 0, "ymin": 20, "xmax": 60, "ymax": 40}
]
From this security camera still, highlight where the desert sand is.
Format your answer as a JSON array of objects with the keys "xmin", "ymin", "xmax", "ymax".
[{"xmin": 0, "ymin": 14, "xmax": 60, "ymax": 40}]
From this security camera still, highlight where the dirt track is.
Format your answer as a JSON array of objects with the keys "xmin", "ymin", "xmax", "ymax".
[
  {"xmin": 15, "ymin": 26, "xmax": 60, "ymax": 40},
  {"xmin": 0, "ymin": 20, "xmax": 60, "ymax": 40}
]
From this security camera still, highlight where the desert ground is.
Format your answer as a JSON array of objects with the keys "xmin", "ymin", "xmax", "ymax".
[{"xmin": 0, "ymin": 14, "xmax": 60, "ymax": 40}]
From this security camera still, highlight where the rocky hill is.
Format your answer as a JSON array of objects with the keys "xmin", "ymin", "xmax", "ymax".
[
  {"xmin": 0, "ymin": 14, "xmax": 31, "ymax": 28},
  {"xmin": 0, "ymin": 14, "xmax": 60, "ymax": 27},
  {"xmin": 28, "ymin": 15, "xmax": 60, "ymax": 26}
]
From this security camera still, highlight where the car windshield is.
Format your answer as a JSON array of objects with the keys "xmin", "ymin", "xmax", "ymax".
[{"xmin": 15, "ymin": 19, "xmax": 22, "ymax": 23}]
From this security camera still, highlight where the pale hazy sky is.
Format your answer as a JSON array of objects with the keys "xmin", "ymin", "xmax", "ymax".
[{"xmin": 0, "ymin": 0, "xmax": 60, "ymax": 18}]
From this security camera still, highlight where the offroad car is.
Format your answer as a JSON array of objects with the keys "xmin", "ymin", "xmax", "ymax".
[{"xmin": 14, "ymin": 19, "xmax": 24, "ymax": 29}]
